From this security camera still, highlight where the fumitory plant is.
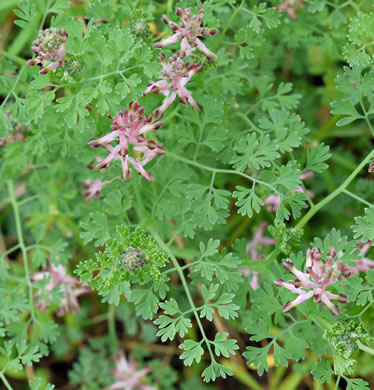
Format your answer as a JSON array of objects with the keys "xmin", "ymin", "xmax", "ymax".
[{"xmin": 2, "ymin": 0, "xmax": 374, "ymax": 389}]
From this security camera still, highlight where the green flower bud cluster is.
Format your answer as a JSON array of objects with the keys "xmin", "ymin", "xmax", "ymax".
[
  {"xmin": 122, "ymin": 246, "xmax": 146, "ymax": 273},
  {"xmin": 130, "ymin": 20, "xmax": 150, "ymax": 39},
  {"xmin": 268, "ymin": 219, "xmax": 303, "ymax": 255},
  {"xmin": 324, "ymin": 320, "xmax": 373, "ymax": 374}
]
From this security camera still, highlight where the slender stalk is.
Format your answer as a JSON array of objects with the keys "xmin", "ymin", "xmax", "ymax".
[
  {"xmin": 0, "ymin": 372, "xmax": 13, "ymax": 390},
  {"xmin": 152, "ymin": 230, "xmax": 215, "ymax": 360},
  {"xmin": 295, "ymin": 150, "xmax": 374, "ymax": 231},
  {"xmin": 166, "ymin": 151, "xmax": 281, "ymax": 195},
  {"xmin": 0, "ymin": 50, "xmax": 27, "ymax": 66},
  {"xmin": 7, "ymin": 181, "xmax": 36, "ymax": 326},
  {"xmin": 213, "ymin": 0, "xmax": 244, "ymax": 51},
  {"xmin": 357, "ymin": 340, "xmax": 374, "ymax": 356},
  {"xmin": 343, "ymin": 189, "xmax": 373, "ymax": 208}
]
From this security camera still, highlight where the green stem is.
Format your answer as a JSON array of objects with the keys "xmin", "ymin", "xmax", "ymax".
[
  {"xmin": 0, "ymin": 244, "xmax": 20, "ymax": 259},
  {"xmin": 213, "ymin": 0, "xmax": 244, "ymax": 51},
  {"xmin": 0, "ymin": 372, "xmax": 13, "ymax": 390},
  {"xmin": 166, "ymin": 151, "xmax": 281, "ymax": 195},
  {"xmin": 0, "ymin": 50, "xmax": 27, "ymax": 66},
  {"xmin": 7, "ymin": 181, "xmax": 36, "ymax": 327},
  {"xmin": 152, "ymin": 230, "xmax": 215, "ymax": 361},
  {"xmin": 295, "ymin": 150, "xmax": 374, "ymax": 231},
  {"xmin": 343, "ymin": 189, "xmax": 373, "ymax": 207},
  {"xmin": 357, "ymin": 340, "xmax": 374, "ymax": 355}
]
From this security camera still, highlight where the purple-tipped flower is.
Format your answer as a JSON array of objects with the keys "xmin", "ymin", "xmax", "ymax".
[
  {"xmin": 82, "ymin": 179, "xmax": 107, "ymax": 202},
  {"xmin": 107, "ymin": 352, "xmax": 156, "ymax": 390},
  {"xmin": 264, "ymin": 171, "xmax": 314, "ymax": 212},
  {"xmin": 274, "ymin": 248, "xmax": 350, "ymax": 316},
  {"xmin": 31, "ymin": 261, "xmax": 91, "ymax": 316},
  {"xmin": 27, "ymin": 28, "xmax": 68, "ymax": 74},
  {"xmin": 154, "ymin": 8, "xmax": 217, "ymax": 61},
  {"xmin": 89, "ymin": 102, "xmax": 164, "ymax": 181},
  {"xmin": 239, "ymin": 223, "xmax": 275, "ymax": 289},
  {"xmin": 144, "ymin": 53, "xmax": 203, "ymax": 117}
]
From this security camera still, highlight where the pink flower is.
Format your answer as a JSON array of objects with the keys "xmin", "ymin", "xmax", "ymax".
[
  {"xmin": 154, "ymin": 8, "xmax": 217, "ymax": 61},
  {"xmin": 276, "ymin": 0, "xmax": 303, "ymax": 19},
  {"xmin": 31, "ymin": 261, "xmax": 91, "ymax": 316},
  {"xmin": 239, "ymin": 223, "xmax": 275, "ymax": 289},
  {"xmin": 27, "ymin": 28, "xmax": 68, "ymax": 74},
  {"xmin": 340, "ymin": 241, "xmax": 374, "ymax": 275},
  {"xmin": 274, "ymin": 248, "xmax": 350, "ymax": 316},
  {"xmin": 82, "ymin": 179, "xmax": 105, "ymax": 201},
  {"xmin": 89, "ymin": 102, "xmax": 164, "ymax": 181},
  {"xmin": 144, "ymin": 53, "xmax": 203, "ymax": 118},
  {"xmin": 264, "ymin": 171, "xmax": 314, "ymax": 212},
  {"xmin": 107, "ymin": 353, "xmax": 156, "ymax": 390}
]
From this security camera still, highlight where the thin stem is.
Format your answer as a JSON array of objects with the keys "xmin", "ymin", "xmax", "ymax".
[
  {"xmin": 163, "ymin": 259, "xmax": 201, "ymax": 275},
  {"xmin": 0, "ymin": 372, "xmax": 13, "ymax": 390},
  {"xmin": 343, "ymin": 189, "xmax": 374, "ymax": 207},
  {"xmin": 7, "ymin": 181, "xmax": 36, "ymax": 327},
  {"xmin": 152, "ymin": 230, "xmax": 215, "ymax": 360},
  {"xmin": 213, "ymin": 0, "xmax": 244, "ymax": 51},
  {"xmin": 166, "ymin": 151, "xmax": 281, "ymax": 195},
  {"xmin": 295, "ymin": 150, "xmax": 374, "ymax": 231},
  {"xmin": 357, "ymin": 340, "xmax": 374, "ymax": 356},
  {"xmin": 0, "ymin": 244, "xmax": 20, "ymax": 259},
  {"xmin": 0, "ymin": 50, "xmax": 27, "ymax": 66},
  {"xmin": 334, "ymin": 375, "xmax": 341, "ymax": 390}
]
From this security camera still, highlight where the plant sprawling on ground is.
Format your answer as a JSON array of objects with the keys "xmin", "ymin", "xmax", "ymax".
[{"xmin": 1, "ymin": 0, "xmax": 374, "ymax": 389}]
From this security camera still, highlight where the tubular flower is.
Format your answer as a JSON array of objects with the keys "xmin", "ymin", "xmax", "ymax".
[
  {"xmin": 107, "ymin": 352, "xmax": 156, "ymax": 390},
  {"xmin": 82, "ymin": 179, "xmax": 105, "ymax": 202},
  {"xmin": 338, "ymin": 240, "xmax": 374, "ymax": 275},
  {"xmin": 154, "ymin": 8, "xmax": 217, "ymax": 61},
  {"xmin": 274, "ymin": 248, "xmax": 350, "ymax": 316},
  {"xmin": 31, "ymin": 262, "xmax": 91, "ymax": 316},
  {"xmin": 27, "ymin": 28, "xmax": 68, "ymax": 74},
  {"xmin": 239, "ymin": 223, "xmax": 275, "ymax": 289},
  {"xmin": 89, "ymin": 102, "xmax": 164, "ymax": 181},
  {"xmin": 144, "ymin": 53, "xmax": 203, "ymax": 117}
]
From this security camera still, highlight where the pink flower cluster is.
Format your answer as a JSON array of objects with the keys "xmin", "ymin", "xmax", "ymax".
[
  {"xmin": 32, "ymin": 261, "xmax": 91, "ymax": 316},
  {"xmin": 146, "ymin": 8, "xmax": 217, "ymax": 117},
  {"xmin": 88, "ymin": 8, "xmax": 217, "ymax": 182},
  {"xmin": 89, "ymin": 102, "xmax": 164, "ymax": 181},
  {"xmin": 276, "ymin": 0, "xmax": 303, "ymax": 19},
  {"xmin": 239, "ymin": 223, "xmax": 275, "ymax": 289},
  {"xmin": 107, "ymin": 352, "xmax": 155, "ymax": 390},
  {"xmin": 27, "ymin": 28, "xmax": 68, "ymax": 74},
  {"xmin": 275, "ymin": 248, "xmax": 350, "ymax": 316}
]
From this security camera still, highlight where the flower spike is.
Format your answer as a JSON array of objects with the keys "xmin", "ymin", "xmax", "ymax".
[
  {"xmin": 274, "ymin": 248, "xmax": 350, "ymax": 316},
  {"xmin": 144, "ymin": 54, "xmax": 203, "ymax": 117},
  {"xmin": 89, "ymin": 102, "xmax": 164, "ymax": 181},
  {"xmin": 154, "ymin": 8, "xmax": 217, "ymax": 61},
  {"xmin": 27, "ymin": 28, "xmax": 68, "ymax": 74}
]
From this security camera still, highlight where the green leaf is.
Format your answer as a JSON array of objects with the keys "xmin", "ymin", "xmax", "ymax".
[
  {"xmin": 353, "ymin": 207, "xmax": 374, "ymax": 243},
  {"xmin": 232, "ymin": 134, "xmax": 280, "ymax": 172},
  {"xmin": 79, "ymin": 212, "xmax": 111, "ymax": 246},
  {"xmin": 346, "ymin": 378, "xmax": 371, "ymax": 390},
  {"xmin": 244, "ymin": 344, "xmax": 271, "ymax": 376},
  {"xmin": 131, "ymin": 289, "xmax": 159, "ymax": 320},
  {"xmin": 312, "ymin": 359, "xmax": 333, "ymax": 384},
  {"xmin": 179, "ymin": 340, "xmax": 204, "ymax": 366},
  {"xmin": 305, "ymin": 143, "xmax": 330, "ymax": 173},
  {"xmin": 202, "ymin": 361, "xmax": 232, "ymax": 382},
  {"xmin": 233, "ymin": 185, "xmax": 264, "ymax": 218},
  {"xmin": 211, "ymin": 333, "xmax": 239, "ymax": 357}
]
